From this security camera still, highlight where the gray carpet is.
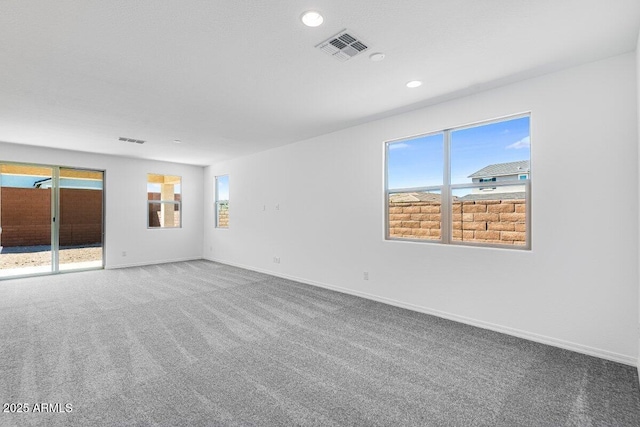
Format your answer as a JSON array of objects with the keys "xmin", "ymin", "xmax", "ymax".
[{"xmin": 0, "ymin": 260, "xmax": 639, "ymax": 426}]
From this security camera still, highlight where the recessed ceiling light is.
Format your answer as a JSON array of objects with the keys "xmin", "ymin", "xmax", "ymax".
[
  {"xmin": 301, "ymin": 11, "xmax": 323, "ymax": 27},
  {"xmin": 369, "ymin": 52, "xmax": 385, "ymax": 62},
  {"xmin": 406, "ymin": 80, "xmax": 423, "ymax": 88}
]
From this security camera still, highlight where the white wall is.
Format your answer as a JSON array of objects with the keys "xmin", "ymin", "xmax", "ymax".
[
  {"xmin": 0, "ymin": 143, "xmax": 204, "ymax": 268},
  {"xmin": 205, "ymin": 52, "xmax": 639, "ymax": 365}
]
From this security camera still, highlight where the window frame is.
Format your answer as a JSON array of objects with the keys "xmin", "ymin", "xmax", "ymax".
[
  {"xmin": 215, "ymin": 175, "xmax": 229, "ymax": 229},
  {"xmin": 147, "ymin": 174, "xmax": 182, "ymax": 229},
  {"xmin": 384, "ymin": 113, "xmax": 531, "ymax": 250}
]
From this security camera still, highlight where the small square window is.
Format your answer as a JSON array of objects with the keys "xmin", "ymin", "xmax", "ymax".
[{"xmin": 147, "ymin": 174, "xmax": 181, "ymax": 228}]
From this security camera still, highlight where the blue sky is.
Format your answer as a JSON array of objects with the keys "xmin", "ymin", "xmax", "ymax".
[
  {"xmin": 387, "ymin": 116, "xmax": 530, "ymax": 189},
  {"xmin": 1, "ymin": 175, "xmax": 103, "ymax": 190},
  {"xmin": 216, "ymin": 175, "xmax": 229, "ymax": 201}
]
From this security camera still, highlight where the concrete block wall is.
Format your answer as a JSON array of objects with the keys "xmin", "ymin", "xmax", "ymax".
[
  {"xmin": 0, "ymin": 188, "xmax": 51, "ymax": 246},
  {"xmin": 388, "ymin": 201, "xmax": 442, "ymax": 240},
  {"xmin": 0, "ymin": 187, "xmax": 102, "ymax": 247},
  {"xmin": 60, "ymin": 189, "xmax": 103, "ymax": 246},
  {"xmin": 389, "ymin": 198, "xmax": 526, "ymax": 245},
  {"xmin": 453, "ymin": 200, "xmax": 526, "ymax": 245},
  {"xmin": 218, "ymin": 205, "xmax": 229, "ymax": 227}
]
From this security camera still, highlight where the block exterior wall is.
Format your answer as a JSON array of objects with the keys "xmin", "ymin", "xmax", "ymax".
[
  {"xmin": 0, "ymin": 188, "xmax": 102, "ymax": 247},
  {"xmin": 218, "ymin": 205, "xmax": 229, "ymax": 228},
  {"xmin": 388, "ymin": 199, "xmax": 526, "ymax": 245}
]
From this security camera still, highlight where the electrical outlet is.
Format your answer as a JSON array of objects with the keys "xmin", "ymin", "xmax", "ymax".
[
  {"xmin": 273, "ymin": 257, "xmax": 281, "ymax": 264},
  {"xmin": 363, "ymin": 272, "xmax": 369, "ymax": 280},
  {"xmin": 275, "ymin": 204, "xmax": 280, "ymax": 210},
  {"xmin": 122, "ymin": 251, "xmax": 127, "ymax": 257}
]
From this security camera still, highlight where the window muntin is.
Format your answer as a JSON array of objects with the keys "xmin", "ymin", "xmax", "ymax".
[
  {"xmin": 147, "ymin": 174, "xmax": 181, "ymax": 228},
  {"xmin": 215, "ymin": 175, "xmax": 229, "ymax": 228},
  {"xmin": 385, "ymin": 114, "xmax": 530, "ymax": 249}
]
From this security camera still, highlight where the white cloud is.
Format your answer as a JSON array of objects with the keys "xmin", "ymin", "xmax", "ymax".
[
  {"xmin": 388, "ymin": 142, "xmax": 409, "ymax": 150},
  {"xmin": 506, "ymin": 136, "xmax": 530, "ymax": 149}
]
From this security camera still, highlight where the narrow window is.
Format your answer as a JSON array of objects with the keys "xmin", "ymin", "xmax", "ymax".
[
  {"xmin": 147, "ymin": 174, "xmax": 181, "ymax": 228},
  {"xmin": 386, "ymin": 114, "xmax": 530, "ymax": 249},
  {"xmin": 215, "ymin": 175, "xmax": 229, "ymax": 228}
]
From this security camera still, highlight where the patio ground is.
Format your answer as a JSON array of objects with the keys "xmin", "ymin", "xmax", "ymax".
[{"xmin": 0, "ymin": 246, "xmax": 102, "ymax": 269}]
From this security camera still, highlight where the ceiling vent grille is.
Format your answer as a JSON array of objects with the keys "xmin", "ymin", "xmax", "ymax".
[
  {"xmin": 316, "ymin": 30, "xmax": 368, "ymax": 62},
  {"xmin": 119, "ymin": 137, "xmax": 145, "ymax": 144}
]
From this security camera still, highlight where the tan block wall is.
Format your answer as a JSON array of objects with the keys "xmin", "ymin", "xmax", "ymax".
[
  {"xmin": 1, "ymin": 187, "xmax": 103, "ymax": 247},
  {"xmin": 389, "ymin": 199, "xmax": 526, "ymax": 246},
  {"xmin": 388, "ymin": 201, "xmax": 441, "ymax": 240},
  {"xmin": 218, "ymin": 205, "xmax": 229, "ymax": 227}
]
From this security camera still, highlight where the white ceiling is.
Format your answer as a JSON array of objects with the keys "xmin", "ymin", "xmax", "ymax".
[{"xmin": 1, "ymin": 1, "xmax": 638, "ymax": 166}]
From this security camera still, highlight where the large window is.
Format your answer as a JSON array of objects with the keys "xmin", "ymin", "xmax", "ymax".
[
  {"xmin": 147, "ymin": 174, "xmax": 181, "ymax": 228},
  {"xmin": 215, "ymin": 175, "xmax": 229, "ymax": 228},
  {"xmin": 386, "ymin": 114, "xmax": 530, "ymax": 249}
]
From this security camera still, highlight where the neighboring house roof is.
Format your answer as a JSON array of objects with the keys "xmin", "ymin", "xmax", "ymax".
[
  {"xmin": 457, "ymin": 192, "xmax": 526, "ymax": 201},
  {"xmin": 32, "ymin": 177, "xmax": 103, "ymax": 190},
  {"xmin": 389, "ymin": 191, "xmax": 526, "ymax": 203},
  {"xmin": 468, "ymin": 160, "xmax": 530, "ymax": 179},
  {"xmin": 389, "ymin": 192, "xmax": 442, "ymax": 203}
]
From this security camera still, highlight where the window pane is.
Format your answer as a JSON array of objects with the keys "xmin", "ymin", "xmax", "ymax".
[
  {"xmin": 0, "ymin": 164, "xmax": 53, "ymax": 276},
  {"xmin": 147, "ymin": 174, "xmax": 181, "ymax": 199},
  {"xmin": 148, "ymin": 202, "xmax": 181, "ymax": 228},
  {"xmin": 387, "ymin": 133, "xmax": 444, "ymax": 190},
  {"xmin": 450, "ymin": 116, "xmax": 530, "ymax": 186},
  {"xmin": 59, "ymin": 168, "xmax": 104, "ymax": 271},
  {"xmin": 147, "ymin": 174, "xmax": 181, "ymax": 228},
  {"xmin": 452, "ymin": 185, "xmax": 527, "ymax": 246},
  {"xmin": 388, "ymin": 190, "xmax": 441, "ymax": 240},
  {"xmin": 216, "ymin": 175, "xmax": 229, "ymax": 228},
  {"xmin": 216, "ymin": 175, "xmax": 229, "ymax": 200}
]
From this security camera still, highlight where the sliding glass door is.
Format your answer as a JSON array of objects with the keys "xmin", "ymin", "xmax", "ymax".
[
  {"xmin": 0, "ymin": 163, "xmax": 104, "ymax": 278},
  {"xmin": 58, "ymin": 168, "xmax": 104, "ymax": 272},
  {"xmin": 0, "ymin": 164, "xmax": 53, "ymax": 277}
]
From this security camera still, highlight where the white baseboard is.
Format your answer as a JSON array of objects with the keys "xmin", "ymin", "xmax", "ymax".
[
  {"xmin": 205, "ymin": 256, "xmax": 637, "ymax": 367},
  {"xmin": 107, "ymin": 256, "xmax": 203, "ymax": 270}
]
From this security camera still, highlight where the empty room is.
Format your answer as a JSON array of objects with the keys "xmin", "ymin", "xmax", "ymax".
[{"xmin": 1, "ymin": 1, "xmax": 640, "ymax": 426}]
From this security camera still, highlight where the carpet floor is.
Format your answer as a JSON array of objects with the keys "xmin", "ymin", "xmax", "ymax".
[{"xmin": 0, "ymin": 260, "xmax": 639, "ymax": 426}]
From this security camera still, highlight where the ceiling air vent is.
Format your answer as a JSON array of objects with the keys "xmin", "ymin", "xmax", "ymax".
[
  {"xmin": 316, "ymin": 30, "xmax": 368, "ymax": 62},
  {"xmin": 119, "ymin": 137, "xmax": 145, "ymax": 144}
]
